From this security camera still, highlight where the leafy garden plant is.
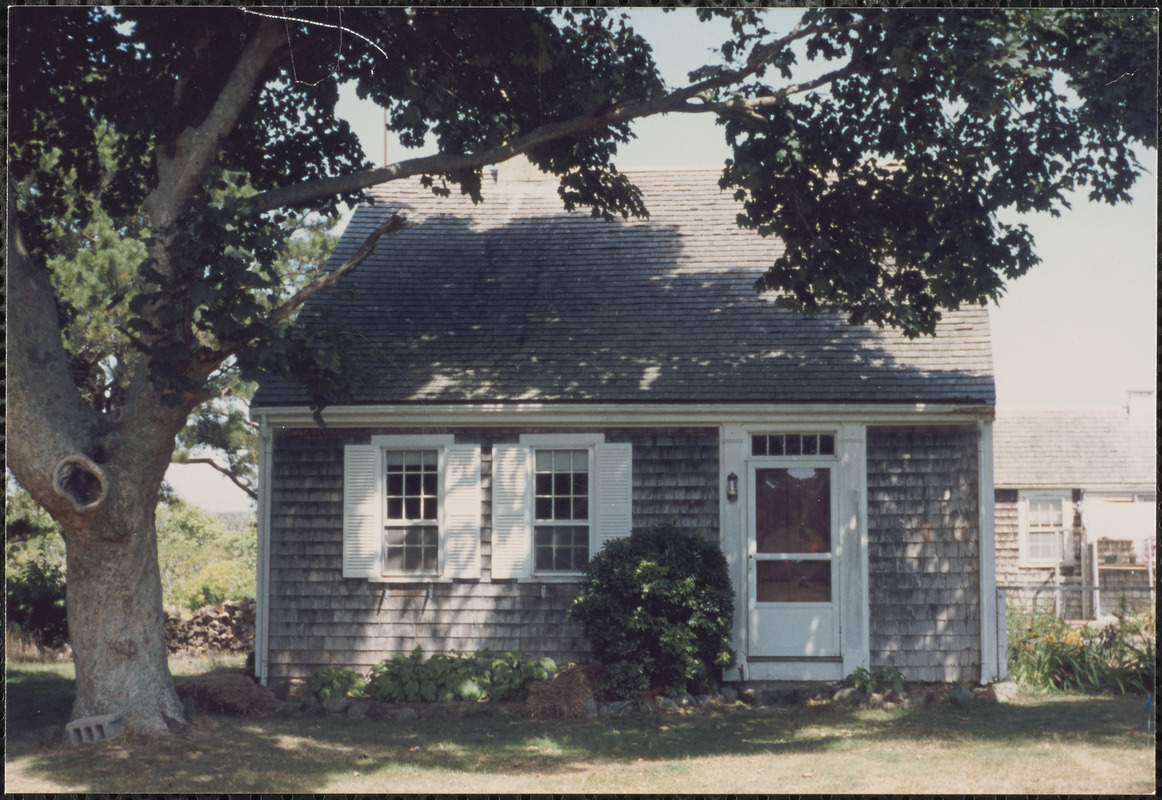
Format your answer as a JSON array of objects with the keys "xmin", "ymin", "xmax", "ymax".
[
  {"xmin": 846, "ymin": 666, "xmax": 907, "ymax": 695},
  {"xmin": 305, "ymin": 666, "xmax": 367, "ymax": 701},
  {"xmin": 569, "ymin": 522, "xmax": 737, "ymax": 700},
  {"xmin": 1007, "ymin": 603, "xmax": 1155, "ymax": 695},
  {"xmin": 360, "ymin": 649, "xmax": 556, "ymax": 704}
]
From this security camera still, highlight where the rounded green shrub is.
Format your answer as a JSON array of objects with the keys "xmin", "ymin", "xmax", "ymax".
[{"xmin": 569, "ymin": 522, "xmax": 736, "ymax": 700}]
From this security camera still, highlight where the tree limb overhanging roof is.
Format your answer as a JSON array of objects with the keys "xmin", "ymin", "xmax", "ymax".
[{"xmin": 252, "ymin": 165, "xmax": 996, "ymax": 408}]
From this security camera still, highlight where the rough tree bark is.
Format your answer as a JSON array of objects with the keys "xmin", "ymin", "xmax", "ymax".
[{"xmin": 8, "ymin": 203, "xmax": 209, "ymax": 733}]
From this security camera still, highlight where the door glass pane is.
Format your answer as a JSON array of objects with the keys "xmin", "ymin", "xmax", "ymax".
[
  {"xmin": 756, "ymin": 560, "xmax": 831, "ymax": 602},
  {"xmin": 755, "ymin": 467, "xmax": 831, "ymax": 554}
]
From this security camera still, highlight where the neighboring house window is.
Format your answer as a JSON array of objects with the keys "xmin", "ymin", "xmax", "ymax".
[
  {"xmin": 343, "ymin": 436, "xmax": 481, "ymax": 581},
  {"xmin": 1019, "ymin": 493, "xmax": 1072, "ymax": 567},
  {"xmin": 493, "ymin": 434, "xmax": 632, "ymax": 580}
]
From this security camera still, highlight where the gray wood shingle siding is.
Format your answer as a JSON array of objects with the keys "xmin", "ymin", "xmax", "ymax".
[
  {"xmin": 266, "ymin": 426, "xmax": 719, "ymax": 681},
  {"xmin": 866, "ymin": 426, "xmax": 982, "ymax": 682}
]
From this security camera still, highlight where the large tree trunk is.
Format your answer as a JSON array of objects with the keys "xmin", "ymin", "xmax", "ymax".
[
  {"xmin": 65, "ymin": 494, "xmax": 187, "ymax": 734},
  {"xmin": 8, "ymin": 198, "xmax": 198, "ymax": 736}
]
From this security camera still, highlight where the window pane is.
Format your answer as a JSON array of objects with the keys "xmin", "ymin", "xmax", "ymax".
[
  {"xmin": 819, "ymin": 434, "xmax": 835, "ymax": 455},
  {"xmin": 755, "ymin": 467, "xmax": 831, "ymax": 554},
  {"xmin": 752, "ymin": 436, "xmax": 768, "ymax": 456},
  {"xmin": 384, "ymin": 525, "xmax": 438, "ymax": 573},
  {"xmin": 572, "ymin": 473, "xmax": 589, "ymax": 495},
  {"xmin": 554, "ymin": 496, "xmax": 572, "ymax": 520},
  {"xmin": 554, "ymin": 450, "xmax": 572, "ymax": 471},
  {"xmin": 803, "ymin": 435, "xmax": 819, "ymax": 455},
  {"xmin": 387, "ymin": 498, "xmax": 404, "ymax": 519},
  {"xmin": 535, "ymin": 450, "xmax": 552, "ymax": 471},
  {"xmin": 785, "ymin": 436, "xmax": 802, "ymax": 456},
  {"xmin": 554, "ymin": 472, "xmax": 571, "ymax": 495},
  {"xmin": 573, "ymin": 450, "xmax": 588, "ymax": 470},
  {"xmin": 535, "ymin": 473, "xmax": 553, "ymax": 496},
  {"xmin": 387, "ymin": 474, "xmax": 404, "ymax": 495},
  {"xmin": 535, "ymin": 497, "xmax": 553, "ymax": 520},
  {"xmin": 573, "ymin": 498, "xmax": 589, "ymax": 520},
  {"xmin": 756, "ymin": 560, "xmax": 831, "ymax": 602}
]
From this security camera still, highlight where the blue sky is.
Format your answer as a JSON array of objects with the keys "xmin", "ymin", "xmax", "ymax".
[{"xmin": 167, "ymin": 9, "xmax": 1156, "ymax": 513}]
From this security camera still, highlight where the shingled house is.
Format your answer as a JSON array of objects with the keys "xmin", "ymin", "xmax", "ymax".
[
  {"xmin": 250, "ymin": 161, "xmax": 1005, "ymax": 692},
  {"xmin": 994, "ymin": 392, "xmax": 1156, "ymax": 619}
]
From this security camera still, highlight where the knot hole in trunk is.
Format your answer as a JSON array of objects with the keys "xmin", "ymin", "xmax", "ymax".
[{"xmin": 54, "ymin": 455, "xmax": 108, "ymax": 513}]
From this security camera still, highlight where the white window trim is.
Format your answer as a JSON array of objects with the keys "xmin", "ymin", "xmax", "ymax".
[
  {"xmin": 344, "ymin": 435, "xmax": 480, "ymax": 583},
  {"xmin": 492, "ymin": 435, "xmax": 630, "ymax": 582},
  {"xmin": 1018, "ymin": 490, "xmax": 1074, "ymax": 568}
]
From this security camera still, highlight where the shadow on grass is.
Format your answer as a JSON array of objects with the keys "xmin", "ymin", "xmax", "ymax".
[{"xmin": 5, "ymin": 662, "xmax": 1154, "ymax": 794}]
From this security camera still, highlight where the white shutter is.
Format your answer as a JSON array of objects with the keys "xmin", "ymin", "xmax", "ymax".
[
  {"xmin": 593, "ymin": 442, "xmax": 633, "ymax": 554},
  {"xmin": 442, "ymin": 444, "xmax": 481, "ymax": 579},
  {"xmin": 343, "ymin": 444, "xmax": 382, "ymax": 578},
  {"xmin": 491, "ymin": 444, "xmax": 532, "ymax": 579}
]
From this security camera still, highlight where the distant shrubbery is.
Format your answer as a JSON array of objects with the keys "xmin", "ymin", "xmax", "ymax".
[
  {"xmin": 1007, "ymin": 602, "xmax": 1155, "ymax": 694},
  {"xmin": 6, "ymin": 485, "xmax": 257, "ymax": 651},
  {"xmin": 570, "ymin": 522, "xmax": 736, "ymax": 700}
]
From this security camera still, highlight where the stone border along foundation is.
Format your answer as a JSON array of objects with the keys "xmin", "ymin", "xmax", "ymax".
[{"xmin": 271, "ymin": 680, "xmax": 1021, "ymax": 722}]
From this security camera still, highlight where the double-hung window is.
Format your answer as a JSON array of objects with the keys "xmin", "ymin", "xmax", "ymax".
[
  {"xmin": 534, "ymin": 449, "xmax": 592, "ymax": 572},
  {"xmin": 1019, "ymin": 493, "xmax": 1072, "ymax": 567},
  {"xmin": 493, "ymin": 434, "xmax": 632, "ymax": 580},
  {"xmin": 343, "ymin": 435, "xmax": 481, "ymax": 581}
]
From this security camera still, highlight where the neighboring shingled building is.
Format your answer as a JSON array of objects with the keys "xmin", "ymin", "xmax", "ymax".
[
  {"xmin": 251, "ymin": 161, "xmax": 1004, "ymax": 692},
  {"xmin": 994, "ymin": 391, "xmax": 1156, "ymax": 619}
]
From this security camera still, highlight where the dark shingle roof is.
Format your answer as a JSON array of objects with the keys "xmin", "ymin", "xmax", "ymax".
[
  {"xmin": 253, "ymin": 165, "xmax": 995, "ymax": 407},
  {"xmin": 993, "ymin": 407, "xmax": 1155, "ymax": 489}
]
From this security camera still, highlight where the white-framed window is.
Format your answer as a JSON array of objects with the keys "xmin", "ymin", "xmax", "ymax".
[
  {"xmin": 343, "ymin": 435, "xmax": 481, "ymax": 581},
  {"xmin": 1019, "ymin": 492, "xmax": 1073, "ymax": 567},
  {"xmin": 492, "ymin": 434, "xmax": 632, "ymax": 580}
]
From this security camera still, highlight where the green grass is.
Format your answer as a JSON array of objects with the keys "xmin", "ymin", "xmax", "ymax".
[{"xmin": 5, "ymin": 659, "xmax": 1155, "ymax": 794}]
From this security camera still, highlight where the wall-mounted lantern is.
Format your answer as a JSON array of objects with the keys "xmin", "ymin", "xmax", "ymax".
[{"xmin": 726, "ymin": 472, "xmax": 739, "ymax": 502}]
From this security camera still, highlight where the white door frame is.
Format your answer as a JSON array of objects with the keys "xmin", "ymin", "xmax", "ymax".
[{"xmin": 720, "ymin": 422, "xmax": 870, "ymax": 682}]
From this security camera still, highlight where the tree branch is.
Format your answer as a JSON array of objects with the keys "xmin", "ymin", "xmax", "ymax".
[
  {"xmin": 172, "ymin": 456, "xmax": 258, "ymax": 501},
  {"xmin": 269, "ymin": 212, "xmax": 415, "ymax": 326},
  {"xmin": 246, "ymin": 13, "xmax": 879, "ymax": 215}
]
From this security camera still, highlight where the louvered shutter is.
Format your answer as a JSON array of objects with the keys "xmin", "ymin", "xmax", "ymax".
[
  {"xmin": 593, "ymin": 442, "xmax": 633, "ymax": 554},
  {"xmin": 442, "ymin": 444, "xmax": 481, "ymax": 579},
  {"xmin": 491, "ymin": 444, "xmax": 532, "ymax": 579},
  {"xmin": 343, "ymin": 444, "xmax": 382, "ymax": 578}
]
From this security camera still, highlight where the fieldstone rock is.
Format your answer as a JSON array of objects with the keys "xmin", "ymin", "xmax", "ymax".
[
  {"xmin": 973, "ymin": 687, "xmax": 997, "ymax": 705},
  {"xmin": 656, "ymin": 697, "xmax": 680, "ymax": 712},
  {"xmin": 947, "ymin": 687, "xmax": 974, "ymax": 708},
  {"xmin": 694, "ymin": 694, "xmax": 712, "ymax": 707},
  {"xmin": 991, "ymin": 680, "xmax": 1019, "ymax": 703},
  {"xmin": 883, "ymin": 689, "xmax": 903, "ymax": 704},
  {"xmin": 833, "ymin": 687, "xmax": 864, "ymax": 706},
  {"xmin": 720, "ymin": 686, "xmax": 739, "ymax": 703},
  {"xmin": 366, "ymin": 703, "xmax": 391, "ymax": 720},
  {"xmin": 678, "ymin": 693, "xmax": 696, "ymax": 708},
  {"xmin": 394, "ymin": 706, "xmax": 419, "ymax": 721},
  {"xmin": 322, "ymin": 696, "xmax": 351, "ymax": 714},
  {"xmin": 881, "ymin": 701, "xmax": 900, "ymax": 711},
  {"xmin": 867, "ymin": 692, "xmax": 885, "ymax": 709},
  {"xmin": 301, "ymin": 696, "xmax": 322, "ymax": 715},
  {"xmin": 347, "ymin": 701, "xmax": 371, "ymax": 720},
  {"xmin": 586, "ymin": 698, "xmax": 598, "ymax": 718},
  {"xmin": 638, "ymin": 699, "xmax": 656, "ymax": 715},
  {"xmin": 608, "ymin": 700, "xmax": 634, "ymax": 717}
]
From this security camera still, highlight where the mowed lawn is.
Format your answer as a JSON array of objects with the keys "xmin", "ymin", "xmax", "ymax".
[{"xmin": 5, "ymin": 660, "xmax": 1156, "ymax": 795}]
